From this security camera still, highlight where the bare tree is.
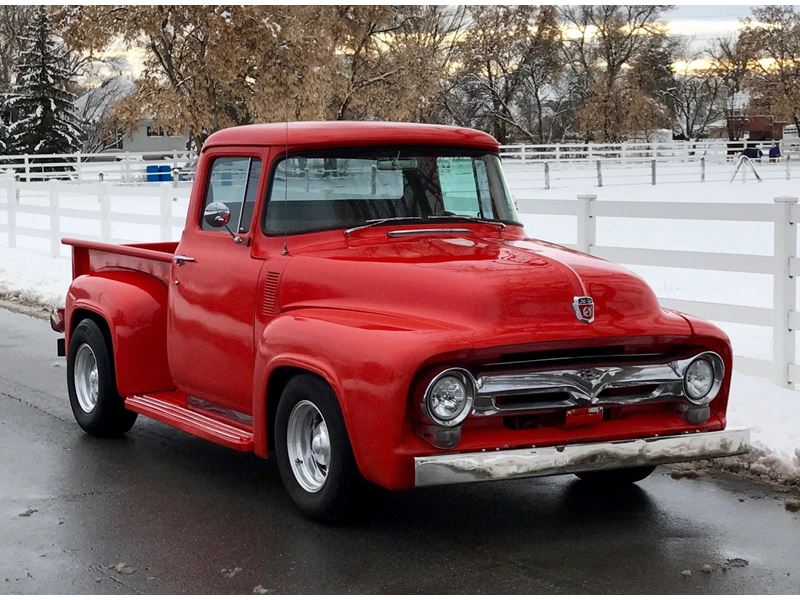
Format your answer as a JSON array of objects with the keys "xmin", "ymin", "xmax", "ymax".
[{"xmin": 560, "ymin": 5, "xmax": 670, "ymax": 141}]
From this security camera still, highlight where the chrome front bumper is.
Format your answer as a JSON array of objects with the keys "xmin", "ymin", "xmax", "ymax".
[{"xmin": 414, "ymin": 428, "xmax": 750, "ymax": 487}]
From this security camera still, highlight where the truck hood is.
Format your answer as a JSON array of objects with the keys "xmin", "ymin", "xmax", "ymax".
[{"xmin": 278, "ymin": 234, "xmax": 691, "ymax": 346}]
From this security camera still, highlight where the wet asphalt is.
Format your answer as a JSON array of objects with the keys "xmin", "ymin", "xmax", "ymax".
[{"xmin": 0, "ymin": 306, "xmax": 798, "ymax": 594}]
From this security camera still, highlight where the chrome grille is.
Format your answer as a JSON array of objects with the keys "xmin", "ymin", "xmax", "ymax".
[{"xmin": 472, "ymin": 355, "xmax": 708, "ymax": 416}]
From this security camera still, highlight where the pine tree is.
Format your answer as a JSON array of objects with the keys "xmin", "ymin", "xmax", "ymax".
[{"xmin": 3, "ymin": 6, "xmax": 82, "ymax": 155}]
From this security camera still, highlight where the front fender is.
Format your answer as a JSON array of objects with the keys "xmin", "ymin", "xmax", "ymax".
[
  {"xmin": 252, "ymin": 308, "xmax": 472, "ymax": 488},
  {"xmin": 67, "ymin": 272, "xmax": 173, "ymax": 397}
]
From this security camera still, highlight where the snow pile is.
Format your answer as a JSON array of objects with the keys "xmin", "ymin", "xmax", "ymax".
[
  {"xmin": 727, "ymin": 372, "xmax": 800, "ymax": 484},
  {"xmin": 0, "ymin": 245, "xmax": 72, "ymax": 307}
]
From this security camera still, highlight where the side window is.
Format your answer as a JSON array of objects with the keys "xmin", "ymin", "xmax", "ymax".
[{"xmin": 202, "ymin": 157, "xmax": 262, "ymax": 233}]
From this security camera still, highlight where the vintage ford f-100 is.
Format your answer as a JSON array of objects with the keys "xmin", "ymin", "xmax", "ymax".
[{"xmin": 52, "ymin": 122, "xmax": 749, "ymax": 521}]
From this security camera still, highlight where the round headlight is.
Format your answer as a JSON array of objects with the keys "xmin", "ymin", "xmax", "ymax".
[
  {"xmin": 684, "ymin": 358, "xmax": 715, "ymax": 403},
  {"xmin": 425, "ymin": 369, "xmax": 474, "ymax": 426}
]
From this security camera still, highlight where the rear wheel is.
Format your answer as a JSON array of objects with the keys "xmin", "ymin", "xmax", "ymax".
[
  {"xmin": 575, "ymin": 466, "xmax": 656, "ymax": 486},
  {"xmin": 67, "ymin": 318, "xmax": 137, "ymax": 436},
  {"xmin": 274, "ymin": 375, "xmax": 366, "ymax": 522}
]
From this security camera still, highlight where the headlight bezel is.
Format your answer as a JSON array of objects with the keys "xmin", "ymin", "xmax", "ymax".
[
  {"xmin": 682, "ymin": 352, "xmax": 724, "ymax": 406},
  {"xmin": 423, "ymin": 368, "xmax": 476, "ymax": 427}
]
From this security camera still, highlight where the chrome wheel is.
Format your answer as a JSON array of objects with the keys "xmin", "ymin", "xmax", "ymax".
[
  {"xmin": 74, "ymin": 343, "xmax": 99, "ymax": 413},
  {"xmin": 287, "ymin": 400, "xmax": 330, "ymax": 493}
]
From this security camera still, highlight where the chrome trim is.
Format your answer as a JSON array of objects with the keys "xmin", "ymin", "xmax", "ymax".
[
  {"xmin": 423, "ymin": 368, "xmax": 475, "ymax": 427},
  {"xmin": 388, "ymin": 228, "xmax": 471, "ymax": 238},
  {"xmin": 173, "ymin": 255, "xmax": 196, "ymax": 265},
  {"xmin": 472, "ymin": 351, "xmax": 724, "ymax": 416},
  {"xmin": 414, "ymin": 428, "xmax": 750, "ymax": 486},
  {"xmin": 683, "ymin": 352, "xmax": 724, "ymax": 406}
]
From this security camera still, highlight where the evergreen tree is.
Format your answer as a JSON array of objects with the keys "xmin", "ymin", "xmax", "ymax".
[{"xmin": 3, "ymin": 6, "xmax": 82, "ymax": 155}]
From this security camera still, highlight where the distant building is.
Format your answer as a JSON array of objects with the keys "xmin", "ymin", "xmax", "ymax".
[{"xmin": 75, "ymin": 76, "xmax": 189, "ymax": 154}]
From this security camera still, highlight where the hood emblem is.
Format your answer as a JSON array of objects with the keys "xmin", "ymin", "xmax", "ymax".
[{"xmin": 573, "ymin": 296, "xmax": 595, "ymax": 323}]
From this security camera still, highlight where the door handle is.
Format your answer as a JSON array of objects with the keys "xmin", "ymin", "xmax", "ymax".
[{"xmin": 174, "ymin": 255, "xmax": 196, "ymax": 266}]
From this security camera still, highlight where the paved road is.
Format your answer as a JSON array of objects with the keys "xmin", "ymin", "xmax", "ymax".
[{"xmin": 1, "ymin": 307, "xmax": 798, "ymax": 594}]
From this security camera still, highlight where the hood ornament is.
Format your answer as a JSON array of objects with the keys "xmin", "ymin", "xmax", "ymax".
[{"xmin": 573, "ymin": 296, "xmax": 595, "ymax": 323}]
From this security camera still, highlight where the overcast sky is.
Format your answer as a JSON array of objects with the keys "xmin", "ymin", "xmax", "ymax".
[{"xmin": 665, "ymin": 5, "xmax": 800, "ymax": 42}]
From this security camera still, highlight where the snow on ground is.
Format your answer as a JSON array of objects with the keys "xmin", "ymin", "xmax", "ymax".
[
  {"xmin": 1, "ymin": 164, "xmax": 799, "ymax": 483},
  {"xmin": 728, "ymin": 372, "xmax": 800, "ymax": 482},
  {"xmin": 0, "ymin": 244, "xmax": 72, "ymax": 306}
]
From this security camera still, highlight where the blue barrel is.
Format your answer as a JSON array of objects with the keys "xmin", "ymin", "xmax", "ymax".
[
  {"xmin": 146, "ymin": 164, "xmax": 160, "ymax": 182},
  {"xmin": 158, "ymin": 164, "xmax": 172, "ymax": 181}
]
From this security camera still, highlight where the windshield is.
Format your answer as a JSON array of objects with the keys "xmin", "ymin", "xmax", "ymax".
[{"xmin": 264, "ymin": 148, "xmax": 519, "ymax": 235}]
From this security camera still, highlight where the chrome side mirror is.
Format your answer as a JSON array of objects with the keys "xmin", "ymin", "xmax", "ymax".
[
  {"xmin": 204, "ymin": 202, "xmax": 231, "ymax": 228},
  {"xmin": 203, "ymin": 201, "xmax": 244, "ymax": 244}
]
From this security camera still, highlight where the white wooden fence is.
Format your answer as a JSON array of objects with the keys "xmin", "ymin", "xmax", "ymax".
[
  {"xmin": 516, "ymin": 193, "xmax": 800, "ymax": 387},
  {"xmin": 2, "ymin": 139, "xmax": 800, "ymax": 183},
  {"xmin": 0, "ymin": 150, "xmax": 194, "ymax": 183},
  {"xmin": 1, "ymin": 177, "xmax": 799, "ymax": 386},
  {"xmin": 0, "ymin": 179, "xmax": 190, "ymax": 256},
  {"xmin": 500, "ymin": 139, "xmax": 800, "ymax": 164}
]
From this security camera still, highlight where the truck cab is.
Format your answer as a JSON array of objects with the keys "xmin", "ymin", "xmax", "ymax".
[{"xmin": 55, "ymin": 122, "xmax": 749, "ymax": 521}]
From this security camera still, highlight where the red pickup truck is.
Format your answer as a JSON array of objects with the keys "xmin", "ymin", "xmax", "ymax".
[{"xmin": 52, "ymin": 122, "xmax": 749, "ymax": 521}]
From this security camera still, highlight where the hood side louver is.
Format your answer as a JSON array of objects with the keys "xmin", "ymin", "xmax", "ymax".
[{"xmin": 262, "ymin": 271, "xmax": 281, "ymax": 316}]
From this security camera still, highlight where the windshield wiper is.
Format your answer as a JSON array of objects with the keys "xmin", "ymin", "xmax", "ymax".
[
  {"xmin": 424, "ymin": 215, "xmax": 507, "ymax": 230},
  {"xmin": 343, "ymin": 217, "xmax": 429, "ymax": 237},
  {"xmin": 343, "ymin": 215, "xmax": 506, "ymax": 237}
]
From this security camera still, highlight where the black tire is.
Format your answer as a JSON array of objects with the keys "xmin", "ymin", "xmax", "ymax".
[
  {"xmin": 67, "ymin": 318, "xmax": 137, "ymax": 436},
  {"xmin": 575, "ymin": 465, "xmax": 656, "ymax": 486},
  {"xmin": 274, "ymin": 374, "xmax": 366, "ymax": 522}
]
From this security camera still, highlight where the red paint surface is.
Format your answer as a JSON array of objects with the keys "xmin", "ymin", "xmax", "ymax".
[{"xmin": 61, "ymin": 122, "xmax": 734, "ymax": 491}]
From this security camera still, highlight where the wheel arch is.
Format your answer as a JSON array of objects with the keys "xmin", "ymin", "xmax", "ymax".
[{"xmin": 66, "ymin": 272, "xmax": 173, "ymax": 397}]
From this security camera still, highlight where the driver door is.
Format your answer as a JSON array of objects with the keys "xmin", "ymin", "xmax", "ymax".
[{"xmin": 167, "ymin": 153, "xmax": 265, "ymax": 414}]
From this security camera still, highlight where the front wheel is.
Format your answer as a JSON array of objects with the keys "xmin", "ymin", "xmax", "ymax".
[
  {"xmin": 67, "ymin": 318, "xmax": 137, "ymax": 436},
  {"xmin": 575, "ymin": 465, "xmax": 656, "ymax": 486},
  {"xmin": 274, "ymin": 375, "xmax": 366, "ymax": 522}
]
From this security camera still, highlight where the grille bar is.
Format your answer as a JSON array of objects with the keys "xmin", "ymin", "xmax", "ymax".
[{"xmin": 472, "ymin": 354, "xmax": 713, "ymax": 416}]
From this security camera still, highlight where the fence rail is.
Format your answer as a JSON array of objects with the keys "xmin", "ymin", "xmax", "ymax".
[
  {"xmin": 0, "ymin": 179, "xmax": 190, "ymax": 256},
  {"xmin": 1, "ymin": 139, "xmax": 799, "ymax": 183},
  {"xmin": 0, "ymin": 149, "xmax": 195, "ymax": 183},
  {"xmin": 499, "ymin": 139, "xmax": 800, "ymax": 164},
  {"xmin": 516, "ymin": 193, "xmax": 799, "ymax": 387}
]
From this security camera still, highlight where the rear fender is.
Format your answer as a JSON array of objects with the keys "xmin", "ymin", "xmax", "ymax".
[{"xmin": 66, "ymin": 272, "xmax": 173, "ymax": 396}]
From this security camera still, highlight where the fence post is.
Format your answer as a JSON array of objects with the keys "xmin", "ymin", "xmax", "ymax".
[
  {"xmin": 48, "ymin": 180, "xmax": 60, "ymax": 258},
  {"xmin": 23, "ymin": 155, "xmax": 30, "ymax": 182},
  {"xmin": 773, "ymin": 195, "xmax": 798, "ymax": 386},
  {"xmin": 6, "ymin": 178, "xmax": 16, "ymax": 248},
  {"xmin": 576, "ymin": 194, "xmax": 596, "ymax": 254},
  {"xmin": 159, "ymin": 183, "xmax": 171, "ymax": 241},
  {"xmin": 544, "ymin": 162, "xmax": 550, "ymax": 190},
  {"xmin": 75, "ymin": 151, "xmax": 82, "ymax": 181},
  {"xmin": 651, "ymin": 159, "xmax": 656, "ymax": 185},
  {"xmin": 99, "ymin": 182, "xmax": 111, "ymax": 242},
  {"xmin": 701, "ymin": 156, "xmax": 706, "ymax": 182},
  {"xmin": 555, "ymin": 145, "xmax": 561, "ymax": 162},
  {"xmin": 124, "ymin": 151, "xmax": 131, "ymax": 183},
  {"xmin": 787, "ymin": 154, "xmax": 791, "ymax": 180},
  {"xmin": 520, "ymin": 145, "xmax": 526, "ymax": 166},
  {"xmin": 596, "ymin": 160, "xmax": 602, "ymax": 187}
]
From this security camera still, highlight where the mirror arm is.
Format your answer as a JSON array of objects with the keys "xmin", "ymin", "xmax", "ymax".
[{"xmin": 222, "ymin": 223, "xmax": 245, "ymax": 245}]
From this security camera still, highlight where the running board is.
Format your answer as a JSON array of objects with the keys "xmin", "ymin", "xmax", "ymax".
[{"xmin": 125, "ymin": 394, "xmax": 254, "ymax": 452}]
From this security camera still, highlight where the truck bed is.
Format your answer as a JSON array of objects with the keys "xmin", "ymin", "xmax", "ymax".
[{"xmin": 62, "ymin": 238, "xmax": 178, "ymax": 285}]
